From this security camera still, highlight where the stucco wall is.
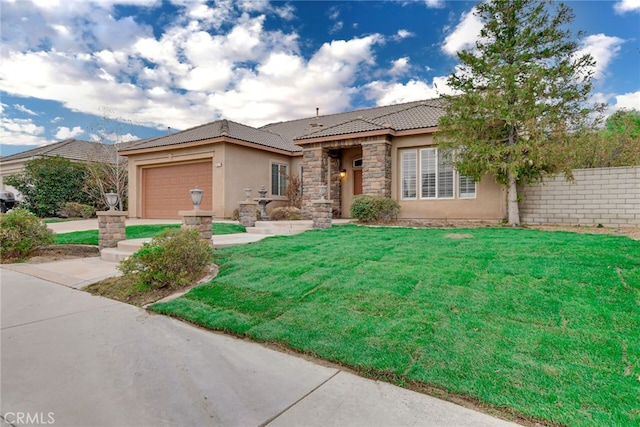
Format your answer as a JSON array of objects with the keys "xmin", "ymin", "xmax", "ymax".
[
  {"xmin": 125, "ymin": 141, "xmax": 301, "ymax": 219},
  {"xmin": 519, "ymin": 166, "xmax": 640, "ymax": 227}
]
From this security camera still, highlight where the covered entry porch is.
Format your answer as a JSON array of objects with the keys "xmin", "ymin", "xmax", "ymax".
[{"xmin": 299, "ymin": 136, "xmax": 392, "ymax": 219}]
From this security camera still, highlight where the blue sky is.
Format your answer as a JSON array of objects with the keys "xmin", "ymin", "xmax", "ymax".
[{"xmin": 1, "ymin": 0, "xmax": 639, "ymax": 157}]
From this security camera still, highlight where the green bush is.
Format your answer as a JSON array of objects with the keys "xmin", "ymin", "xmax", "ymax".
[
  {"xmin": 270, "ymin": 206, "xmax": 302, "ymax": 220},
  {"xmin": 0, "ymin": 208, "xmax": 55, "ymax": 260},
  {"xmin": 58, "ymin": 202, "xmax": 97, "ymax": 218},
  {"xmin": 118, "ymin": 228, "xmax": 214, "ymax": 290},
  {"xmin": 5, "ymin": 157, "xmax": 92, "ymax": 217},
  {"xmin": 350, "ymin": 195, "xmax": 400, "ymax": 223}
]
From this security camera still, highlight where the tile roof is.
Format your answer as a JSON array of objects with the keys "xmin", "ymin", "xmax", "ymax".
[
  {"xmin": 119, "ymin": 119, "xmax": 299, "ymax": 153},
  {"xmin": 119, "ymin": 98, "xmax": 446, "ymax": 154},
  {"xmin": 293, "ymin": 100, "xmax": 446, "ymax": 141},
  {"xmin": 0, "ymin": 139, "xmax": 120, "ymax": 164}
]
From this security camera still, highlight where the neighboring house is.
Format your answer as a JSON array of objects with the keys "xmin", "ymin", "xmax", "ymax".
[
  {"xmin": 120, "ymin": 98, "xmax": 506, "ymax": 220},
  {"xmin": 0, "ymin": 139, "xmax": 121, "ymax": 199}
]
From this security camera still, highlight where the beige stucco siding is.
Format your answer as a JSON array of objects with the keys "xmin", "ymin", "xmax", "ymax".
[
  {"xmin": 390, "ymin": 134, "xmax": 506, "ymax": 220},
  {"xmin": 125, "ymin": 140, "xmax": 301, "ymax": 219}
]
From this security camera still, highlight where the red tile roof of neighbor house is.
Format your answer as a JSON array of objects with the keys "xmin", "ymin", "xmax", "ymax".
[
  {"xmin": 0, "ymin": 139, "xmax": 121, "ymax": 164},
  {"xmin": 120, "ymin": 98, "xmax": 446, "ymax": 154}
]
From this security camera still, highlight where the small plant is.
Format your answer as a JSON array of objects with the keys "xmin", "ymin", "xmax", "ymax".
[
  {"xmin": 58, "ymin": 202, "xmax": 97, "ymax": 218},
  {"xmin": 270, "ymin": 206, "xmax": 302, "ymax": 221},
  {"xmin": 118, "ymin": 228, "xmax": 214, "ymax": 290},
  {"xmin": 0, "ymin": 208, "xmax": 55, "ymax": 261},
  {"xmin": 350, "ymin": 195, "xmax": 400, "ymax": 223}
]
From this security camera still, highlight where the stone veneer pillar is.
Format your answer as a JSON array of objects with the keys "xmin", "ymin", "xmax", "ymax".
[
  {"xmin": 238, "ymin": 201, "xmax": 258, "ymax": 227},
  {"xmin": 97, "ymin": 210, "xmax": 128, "ymax": 250},
  {"xmin": 179, "ymin": 210, "xmax": 214, "ymax": 245},
  {"xmin": 361, "ymin": 140, "xmax": 392, "ymax": 197},
  {"xmin": 312, "ymin": 199, "xmax": 333, "ymax": 229},
  {"xmin": 301, "ymin": 147, "xmax": 328, "ymax": 220}
]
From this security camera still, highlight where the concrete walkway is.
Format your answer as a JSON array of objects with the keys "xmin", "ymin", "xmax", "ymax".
[
  {"xmin": 1, "ymin": 218, "xmax": 521, "ymax": 426},
  {"xmin": 1, "ymin": 269, "xmax": 519, "ymax": 427}
]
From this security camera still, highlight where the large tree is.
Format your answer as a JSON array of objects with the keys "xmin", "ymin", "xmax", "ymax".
[
  {"xmin": 571, "ymin": 109, "xmax": 640, "ymax": 168},
  {"xmin": 436, "ymin": 0, "xmax": 601, "ymax": 225}
]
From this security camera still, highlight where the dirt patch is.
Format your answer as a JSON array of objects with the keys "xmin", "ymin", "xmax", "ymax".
[
  {"xmin": 445, "ymin": 233, "xmax": 474, "ymax": 239},
  {"xmin": 85, "ymin": 264, "xmax": 219, "ymax": 307},
  {"xmin": 1, "ymin": 245, "xmax": 100, "ymax": 264}
]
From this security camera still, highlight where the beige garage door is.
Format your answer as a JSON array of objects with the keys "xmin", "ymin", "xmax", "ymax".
[{"xmin": 142, "ymin": 161, "xmax": 213, "ymax": 219}]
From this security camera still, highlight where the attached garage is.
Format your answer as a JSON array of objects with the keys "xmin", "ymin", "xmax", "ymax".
[{"xmin": 142, "ymin": 161, "xmax": 213, "ymax": 219}]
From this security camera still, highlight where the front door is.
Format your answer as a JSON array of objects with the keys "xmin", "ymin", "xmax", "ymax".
[{"xmin": 353, "ymin": 169, "xmax": 362, "ymax": 195}]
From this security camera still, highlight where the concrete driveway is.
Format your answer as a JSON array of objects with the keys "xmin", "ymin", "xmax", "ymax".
[{"xmin": 1, "ymin": 267, "xmax": 520, "ymax": 427}]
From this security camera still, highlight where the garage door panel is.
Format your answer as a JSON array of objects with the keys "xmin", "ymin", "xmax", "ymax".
[{"xmin": 143, "ymin": 162, "xmax": 212, "ymax": 219}]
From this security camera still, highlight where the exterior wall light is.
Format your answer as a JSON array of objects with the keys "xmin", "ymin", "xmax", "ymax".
[
  {"xmin": 190, "ymin": 187, "xmax": 204, "ymax": 210},
  {"xmin": 105, "ymin": 192, "xmax": 119, "ymax": 211},
  {"xmin": 339, "ymin": 169, "xmax": 347, "ymax": 179}
]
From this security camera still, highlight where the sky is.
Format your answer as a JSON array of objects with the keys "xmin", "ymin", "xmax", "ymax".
[{"xmin": 1, "ymin": 0, "xmax": 639, "ymax": 157}]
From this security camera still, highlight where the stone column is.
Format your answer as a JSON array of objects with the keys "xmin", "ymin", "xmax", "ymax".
[
  {"xmin": 97, "ymin": 210, "xmax": 128, "ymax": 250},
  {"xmin": 362, "ymin": 140, "xmax": 392, "ymax": 197},
  {"xmin": 238, "ymin": 201, "xmax": 258, "ymax": 227},
  {"xmin": 312, "ymin": 199, "xmax": 333, "ymax": 229},
  {"xmin": 179, "ymin": 210, "xmax": 214, "ymax": 245},
  {"xmin": 301, "ymin": 147, "xmax": 328, "ymax": 219}
]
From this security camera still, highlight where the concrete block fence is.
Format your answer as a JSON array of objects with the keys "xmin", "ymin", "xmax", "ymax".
[{"xmin": 519, "ymin": 166, "xmax": 639, "ymax": 228}]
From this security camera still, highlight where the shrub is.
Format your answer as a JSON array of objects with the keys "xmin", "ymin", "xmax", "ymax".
[
  {"xmin": 5, "ymin": 157, "xmax": 92, "ymax": 217},
  {"xmin": 0, "ymin": 208, "xmax": 55, "ymax": 260},
  {"xmin": 270, "ymin": 206, "xmax": 302, "ymax": 221},
  {"xmin": 58, "ymin": 202, "xmax": 97, "ymax": 218},
  {"xmin": 350, "ymin": 195, "xmax": 400, "ymax": 223},
  {"xmin": 118, "ymin": 228, "xmax": 214, "ymax": 290}
]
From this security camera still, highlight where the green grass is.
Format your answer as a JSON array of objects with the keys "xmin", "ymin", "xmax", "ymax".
[
  {"xmin": 55, "ymin": 223, "xmax": 246, "ymax": 245},
  {"xmin": 150, "ymin": 225, "xmax": 640, "ymax": 426}
]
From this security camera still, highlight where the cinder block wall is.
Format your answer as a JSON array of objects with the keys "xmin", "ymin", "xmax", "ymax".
[{"xmin": 520, "ymin": 166, "xmax": 640, "ymax": 227}]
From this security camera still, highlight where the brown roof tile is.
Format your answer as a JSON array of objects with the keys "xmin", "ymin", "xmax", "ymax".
[{"xmin": 0, "ymin": 139, "xmax": 120, "ymax": 164}]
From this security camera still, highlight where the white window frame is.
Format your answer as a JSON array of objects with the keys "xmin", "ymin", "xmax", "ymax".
[
  {"xmin": 271, "ymin": 162, "xmax": 288, "ymax": 197},
  {"xmin": 399, "ymin": 147, "xmax": 477, "ymax": 200},
  {"xmin": 401, "ymin": 151, "xmax": 417, "ymax": 199}
]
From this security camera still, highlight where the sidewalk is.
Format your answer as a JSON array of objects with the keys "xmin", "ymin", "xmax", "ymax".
[{"xmin": 1, "ymin": 268, "xmax": 520, "ymax": 427}]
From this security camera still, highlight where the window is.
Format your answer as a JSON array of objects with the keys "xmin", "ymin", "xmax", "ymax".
[
  {"xmin": 401, "ymin": 151, "xmax": 417, "ymax": 199},
  {"xmin": 271, "ymin": 163, "xmax": 288, "ymax": 196},
  {"xmin": 400, "ymin": 148, "xmax": 476, "ymax": 200},
  {"xmin": 459, "ymin": 175, "xmax": 476, "ymax": 198}
]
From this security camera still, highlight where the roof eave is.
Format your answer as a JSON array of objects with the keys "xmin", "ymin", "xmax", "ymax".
[{"xmin": 294, "ymin": 128, "xmax": 395, "ymax": 146}]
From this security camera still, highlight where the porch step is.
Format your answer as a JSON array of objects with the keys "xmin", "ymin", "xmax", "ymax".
[
  {"xmin": 246, "ymin": 220, "xmax": 314, "ymax": 235},
  {"xmin": 100, "ymin": 233, "xmax": 275, "ymax": 262},
  {"xmin": 100, "ymin": 238, "xmax": 149, "ymax": 262}
]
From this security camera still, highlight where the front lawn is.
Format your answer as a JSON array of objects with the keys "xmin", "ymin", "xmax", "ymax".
[
  {"xmin": 151, "ymin": 225, "xmax": 639, "ymax": 426},
  {"xmin": 55, "ymin": 223, "xmax": 246, "ymax": 245}
]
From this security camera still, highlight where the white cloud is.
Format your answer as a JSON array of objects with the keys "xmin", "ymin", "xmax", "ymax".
[
  {"xmin": 55, "ymin": 125, "xmax": 84, "ymax": 139},
  {"xmin": 442, "ymin": 7, "xmax": 483, "ymax": 56},
  {"xmin": 613, "ymin": 91, "xmax": 640, "ymax": 110},
  {"xmin": 396, "ymin": 29, "xmax": 414, "ymax": 40},
  {"xmin": 576, "ymin": 34, "xmax": 625, "ymax": 80},
  {"xmin": 51, "ymin": 116, "xmax": 63, "ymax": 123},
  {"xmin": 389, "ymin": 57, "xmax": 410, "ymax": 76},
  {"xmin": 14, "ymin": 104, "xmax": 39, "ymax": 115},
  {"xmin": 424, "ymin": 0, "xmax": 445, "ymax": 8},
  {"xmin": 614, "ymin": 0, "xmax": 640, "ymax": 13},
  {"xmin": 89, "ymin": 131, "xmax": 138, "ymax": 143},
  {"xmin": 0, "ymin": 116, "xmax": 49, "ymax": 147},
  {"xmin": 364, "ymin": 76, "xmax": 455, "ymax": 106}
]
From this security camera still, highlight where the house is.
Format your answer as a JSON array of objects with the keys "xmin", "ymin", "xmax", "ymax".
[
  {"xmin": 120, "ymin": 98, "xmax": 506, "ymax": 221},
  {"xmin": 0, "ymin": 139, "xmax": 121, "ymax": 198}
]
